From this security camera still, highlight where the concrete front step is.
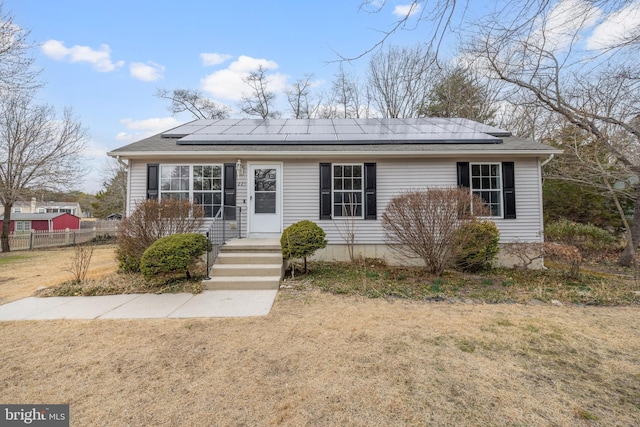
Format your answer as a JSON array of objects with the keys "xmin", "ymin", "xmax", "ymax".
[
  {"xmin": 203, "ymin": 276, "xmax": 281, "ymax": 290},
  {"xmin": 216, "ymin": 252, "xmax": 283, "ymax": 265},
  {"xmin": 210, "ymin": 264, "xmax": 283, "ymax": 277},
  {"xmin": 203, "ymin": 238, "xmax": 284, "ymax": 291},
  {"xmin": 221, "ymin": 238, "xmax": 281, "ymax": 253}
]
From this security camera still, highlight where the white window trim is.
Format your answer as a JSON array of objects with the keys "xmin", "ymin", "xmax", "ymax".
[
  {"xmin": 159, "ymin": 164, "xmax": 224, "ymax": 218},
  {"xmin": 332, "ymin": 163, "xmax": 364, "ymax": 219},
  {"xmin": 12, "ymin": 207, "xmax": 21, "ymax": 213},
  {"xmin": 15, "ymin": 220, "xmax": 31, "ymax": 233},
  {"xmin": 470, "ymin": 162, "xmax": 503, "ymax": 218}
]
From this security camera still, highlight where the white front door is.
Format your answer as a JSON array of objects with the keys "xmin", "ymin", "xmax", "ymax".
[{"xmin": 248, "ymin": 163, "xmax": 282, "ymax": 235}]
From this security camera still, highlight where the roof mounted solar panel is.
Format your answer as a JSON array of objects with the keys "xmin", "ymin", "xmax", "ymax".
[{"xmin": 172, "ymin": 117, "xmax": 508, "ymax": 145}]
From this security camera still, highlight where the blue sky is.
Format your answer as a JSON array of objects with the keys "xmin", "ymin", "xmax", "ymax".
[
  {"xmin": 5, "ymin": 1, "xmax": 639, "ymax": 193},
  {"xmin": 6, "ymin": 0, "xmax": 441, "ymax": 193}
]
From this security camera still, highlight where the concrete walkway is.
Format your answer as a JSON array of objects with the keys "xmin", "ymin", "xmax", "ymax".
[{"xmin": 0, "ymin": 290, "xmax": 278, "ymax": 321}]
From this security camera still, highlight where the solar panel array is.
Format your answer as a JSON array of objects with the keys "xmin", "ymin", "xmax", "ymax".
[{"xmin": 162, "ymin": 118, "xmax": 510, "ymax": 145}]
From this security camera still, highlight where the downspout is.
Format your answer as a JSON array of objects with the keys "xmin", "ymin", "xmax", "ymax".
[
  {"xmin": 540, "ymin": 153, "xmax": 554, "ymax": 168},
  {"xmin": 116, "ymin": 156, "xmax": 130, "ymax": 218},
  {"xmin": 115, "ymin": 155, "xmax": 128, "ymax": 169}
]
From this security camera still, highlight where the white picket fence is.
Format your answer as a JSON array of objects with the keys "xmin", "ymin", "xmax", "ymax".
[{"xmin": 8, "ymin": 226, "xmax": 119, "ymax": 251}]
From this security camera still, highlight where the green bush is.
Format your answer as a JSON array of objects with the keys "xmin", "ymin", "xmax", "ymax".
[
  {"xmin": 454, "ymin": 220, "xmax": 500, "ymax": 272},
  {"xmin": 544, "ymin": 219, "xmax": 617, "ymax": 258},
  {"xmin": 281, "ymin": 220, "xmax": 327, "ymax": 273},
  {"xmin": 116, "ymin": 199, "xmax": 204, "ymax": 272},
  {"xmin": 140, "ymin": 233, "xmax": 208, "ymax": 280}
]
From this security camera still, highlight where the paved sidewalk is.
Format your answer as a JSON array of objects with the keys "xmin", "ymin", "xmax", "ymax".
[{"xmin": 0, "ymin": 290, "xmax": 278, "ymax": 321}]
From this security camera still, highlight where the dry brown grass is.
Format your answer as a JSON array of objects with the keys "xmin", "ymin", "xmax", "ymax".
[
  {"xmin": 0, "ymin": 245, "xmax": 118, "ymax": 304},
  {"xmin": 1, "ymin": 289, "xmax": 639, "ymax": 426},
  {"xmin": 1, "ymin": 247, "xmax": 639, "ymax": 426}
]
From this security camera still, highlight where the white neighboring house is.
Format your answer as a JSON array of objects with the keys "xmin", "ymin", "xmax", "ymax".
[
  {"xmin": 0, "ymin": 198, "xmax": 83, "ymax": 217},
  {"xmin": 108, "ymin": 118, "xmax": 561, "ymax": 267}
]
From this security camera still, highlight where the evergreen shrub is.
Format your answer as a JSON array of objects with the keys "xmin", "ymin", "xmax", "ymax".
[{"xmin": 140, "ymin": 233, "xmax": 208, "ymax": 280}]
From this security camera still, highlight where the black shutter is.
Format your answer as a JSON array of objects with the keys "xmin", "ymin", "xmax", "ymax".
[
  {"xmin": 224, "ymin": 163, "xmax": 236, "ymax": 220},
  {"xmin": 319, "ymin": 163, "xmax": 332, "ymax": 220},
  {"xmin": 502, "ymin": 162, "xmax": 516, "ymax": 219},
  {"xmin": 146, "ymin": 164, "xmax": 159, "ymax": 200},
  {"xmin": 457, "ymin": 162, "xmax": 470, "ymax": 188},
  {"xmin": 364, "ymin": 163, "xmax": 376, "ymax": 220}
]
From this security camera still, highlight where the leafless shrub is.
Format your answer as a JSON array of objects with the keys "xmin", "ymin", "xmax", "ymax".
[
  {"xmin": 334, "ymin": 193, "xmax": 359, "ymax": 263},
  {"xmin": 502, "ymin": 240, "xmax": 545, "ymax": 270},
  {"xmin": 382, "ymin": 187, "xmax": 489, "ymax": 275},
  {"xmin": 117, "ymin": 199, "xmax": 204, "ymax": 272},
  {"xmin": 65, "ymin": 244, "xmax": 95, "ymax": 283},
  {"xmin": 544, "ymin": 242, "xmax": 582, "ymax": 280}
]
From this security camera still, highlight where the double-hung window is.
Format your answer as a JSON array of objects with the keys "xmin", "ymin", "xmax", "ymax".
[
  {"xmin": 470, "ymin": 163, "xmax": 502, "ymax": 217},
  {"xmin": 193, "ymin": 165, "xmax": 222, "ymax": 218},
  {"xmin": 333, "ymin": 164, "xmax": 363, "ymax": 218},
  {"xmin": 159, "ymin": 165, "xmax": 223, "ymax": 217}
]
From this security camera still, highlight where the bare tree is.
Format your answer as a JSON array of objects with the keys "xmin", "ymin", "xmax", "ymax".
[
  {"xmin": 469, "ymin": 3, "xmax": 640, "ymax": 265},
  {"xmin": 155, "ymin": 88, "xmax": 230, "ymax": 120},
  {"xmin": 240, "ymin": 65, "xmax": 280, "ymax": 119},
  {"xmin": 367, "ymin": 44, "xmax": 436, "ymax": 118},
  {"xmin": 356, "ymin": 1, "xmax": 633, "ymax": 61},
  {"xmin": 330, "ymin": 65, "xmax": 369, "ymax": 118},
  {"xmin": 0, "ymin": 93, "xmax": 87, "ymax": 252},
  {"xmin": 286, "ymin": 74, "xmax": 317, "ymax": 119},
  {"xmin": 0, "ymin": 3, "xmax": 39, "ymax": 92}
]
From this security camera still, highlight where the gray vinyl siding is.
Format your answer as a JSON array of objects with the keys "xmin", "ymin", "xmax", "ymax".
[
  {"xmin": 492, "ymin": 158, "xmax": 543, "ymax": 243},
  {"xmin": 127, "ymin": 159, "xmax": 148, "ymax": 215},
  {"xmin": 282, "ymin": 158, "xmax": 543, "ymax": 245}
]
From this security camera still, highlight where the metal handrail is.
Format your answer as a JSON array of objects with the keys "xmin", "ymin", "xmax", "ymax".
[{"xmin": 204, "ymin": 205, "xmax": 243, "ymax": 280}]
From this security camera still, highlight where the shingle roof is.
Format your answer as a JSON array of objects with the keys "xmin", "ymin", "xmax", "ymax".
[
  {"xmin": 4, "ymin": 213, "xmax": 69, "ymax": 221},
  {"xmin": 109, "ymin": 118, "xmax": 560, "ymax": 157}
]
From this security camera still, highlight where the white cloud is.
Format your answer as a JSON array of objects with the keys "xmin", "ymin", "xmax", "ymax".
[
  {"xmin": 41, "ymin": 40, "xmax": 124, "ymax": 72},
  {"xmin": 586, "ymin": 2, "xmax": 640, "ymax": 50},
  {"xmin": 533, "ymin": 0, "xmax": 602, "ymax": 52},
  {"xmin": 393, "ymin": 3, "xmax": 422, "ymax": 18},
  {"xmin": 200, "ymin": 55, "xmax": 288, "ymax": 101},
  {"xmin": 200, "ymin": 52, "xmax": 233, "ymax": 66},
  {"xmin": 116, "ymin": 117, "xmax": 183, "ymax": 142},
  {"xmin": 129, "ymin": 61, "xmax": 165, "ymax": 82}
]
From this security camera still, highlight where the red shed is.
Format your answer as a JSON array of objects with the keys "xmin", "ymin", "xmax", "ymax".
[{"xmin": 0, "ymin": 212, "xmax": 81, "ymax": 233}]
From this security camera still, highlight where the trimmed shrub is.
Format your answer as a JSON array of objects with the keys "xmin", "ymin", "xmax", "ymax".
[
  {"xmin": 544, "ymin": 219, "xmax": 617, "ymax": 258},
  {"xmin": 116, "ymin": 199, "xmax": 204, "ymax": 272},
  {"xmin": 281, "ymin": 220, "xmax": 327, "ymax": 273},
  {"xmin": 454, "ymin": 220, "xmax": 500, "ymax": 272},
  {"xmin": 140, "ymin": 233, "xmax": 208, "ymax": 280}
]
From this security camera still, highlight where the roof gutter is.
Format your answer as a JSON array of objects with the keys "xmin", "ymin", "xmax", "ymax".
[{"xmin": 108, "ymin": 148, "xmax": 564, "ymax": 160}]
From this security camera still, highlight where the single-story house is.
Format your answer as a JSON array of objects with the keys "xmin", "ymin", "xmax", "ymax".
[
  {"xmin": 108, "ymin": 118, "xmax": 561, "ymax": 267},
  {"xmin": 0, "ymin": 212, "xmax": 81, "ymax": 233}
]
